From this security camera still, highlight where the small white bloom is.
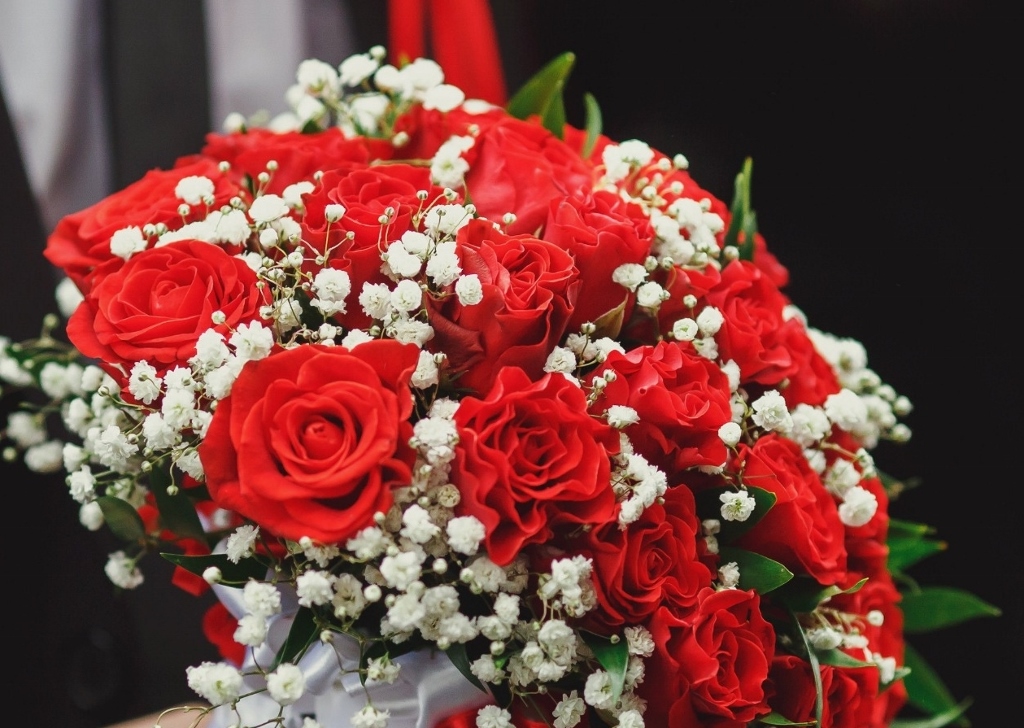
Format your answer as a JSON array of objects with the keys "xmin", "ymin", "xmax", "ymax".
[
  {"xmin": 380, "ymin": 549, "xmax": 424, "ymax": 590},
  {"xmin": 612, "ymin": 263, "xmax": 647, "ymax": 291},
  {"xmin": 109, "ymin": 226, "xmax": 148, "ymax": 260},
  {"xmin": 266, "ymin": 662, "xmax": 305, "ymax": 705},
  {"xmin": 720, "ymin": 490, "xmax": 757, "ymax": 522},
  {"xmin": 105, "ymin": 550, "xmax": 144, "ymax": 589},
  {"xmin": 390, "ymin": 278, "xmax": 424, "ymax": 312},
  {"xmin": 55, "ymin": 276, "xmax": 85, "ymax": 317},
  {"xmin": 476, "ymin": 705, "xmax": 513, "ymax": 728},
  {"xmin": 24, "ymin": 440, "xmax": 64, "ymax": 473},
  {"xmin": 606, "ymin": 405, "xmax": 639, "ymax": 429},
  {"xmin": 248, "ymin": 194, "xmax": 290, "ymax": 224},
  {"xmin": 718, "ymin": 561, "xmax": 741, "ymax": 588},
  {"xmin": 824, "ymin": 388, "xmax": 869, "ymax": 432},
  {"xmin": 225, "ymin": 524, "xmax": 260, "ymax": 564},
  {"xmin": 553, "ymin": 690, "xmax": 586, "ymax": 728},
  {"xmin": 233, "ymin": 613, "xmax": 268, "ymax": 646},
  {"xmin": 296, "ymin": 570, "xmax": 336, "ymax": 607},
  {"xmin": 79, "ymin": 500, "xmax": 104, "ymax": 531},
  {"xmin": 128, "ymin": 361, "xmax": 162, "ymax": 404},
  {"xmin": 401, "ymin": 503, "xmax": 441, "ymax": 544},
  {"xmin": 186, "ymin": 661, "xmax": 243, "ymax": 705},
  {"xmin": 583, "ymin": 670, "xmax": 615, "ymax": 710},
  {"xmin": 230, "ymin": 321, "xmax": 274, "ymax": 361},
  {"xmin": 242, "ymin": 580, "xmax": 282, "ymax": 618},
  {"xmin": 454, "ymin": 273, "xmax": 483, "ymax": 305},
  {"xmin": 838, "ymin": 484, "xmax": 878, "ymax": 527},
  {"xmin": 750, "ymin": 389, "xmax": 793, "ymax": 433},
  {"xmin": 718, "ymin": 421, "xmax": 742, "ymax": 447},
  {"xmin": 352, "ymin": 705, "xmax": 391, "ymax": 728},
  {"xmin": 423, "ymin": 83, "xmax": 465, "ymax": 111},
  {"xmin": 696, "ymin": 306, "xmax": 724, "ymax": 335}
]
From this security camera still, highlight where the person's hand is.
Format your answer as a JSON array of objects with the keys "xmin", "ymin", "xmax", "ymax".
[{"xmin": 105, "ymin": 705, "xmax": 212, "ymax": 728}]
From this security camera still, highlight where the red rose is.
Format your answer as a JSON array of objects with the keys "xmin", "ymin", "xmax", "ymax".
[
  {"xmin": 300, "ymin": 164, "xmax": 451, "ymax": 330},
  {"xmin": 452, "ymin": 367, "xmax": 620, "ymax": 566},
  {"xmin": 201, "ymin": 341, "xmax": 420, "ymax": 544},
  {"xmin": 65, "ymin": 240, "xmax": 265, "ymax": 379},
  {"xmin": 731, "ymin": 434, "xmax": 848, "ymax": 586},
  {"xmin": 769, "ymin": 655, "xmax": 880, "ymax": 728},
  {"xmin": 591, "ymin": 341, "xmax": 733, "ymax": 473},
  {"xmin": 542, "ymin": 188, "xmax": 653, "ymax": 332},
  {"xmin": 582, "ymin": 482, "xmax": 713, "ymax": 628},
  {"xmin": 427, "ymin": 218, "xmax": 580, "ymax": 395},
  {"xmin": 702, "ymin": 259, "xmax": 803, "ymax": 388},
  {"xmin": 643, "ymin": 588, "xmax": 776, "ymax": 727},
  {"xmin": 460, "ymin": 116, "xmax": 593, "ymax": 236},
  {"xmin": 200, "ymin": 127, "xmax": 394, "ymax": 194},
  {"xmin": 44, "ymin": 157, "xmax": 243, "ymax": 293}
]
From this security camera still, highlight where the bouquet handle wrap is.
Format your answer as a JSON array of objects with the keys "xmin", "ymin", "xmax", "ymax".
[{"xmin": 205, "ymin": 580, "xmax": 492, "ymax": 727}]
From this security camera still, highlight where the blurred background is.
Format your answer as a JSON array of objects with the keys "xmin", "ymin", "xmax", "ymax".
[{"xmin": 5, "ymin": 0, "xmax": 1014, "ymax": 725}]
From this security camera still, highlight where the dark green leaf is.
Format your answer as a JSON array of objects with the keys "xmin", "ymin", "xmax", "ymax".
[
  {"xmin": 591, "ymin": 297, "xmax": 627, "ymax": 340},
  {"xmin": 444, "ymin": 643, "xmax": 487, "ymax": 693},
  {"xmin": 149, "ymin": 464, "xmax": 208, "ymax": 543},
  {"xmin": 581, "ymin": 631, "xmax": 628, "ymax": 704},
  {"xmin": 755, "ymin": 712, "xmax": 816, "ymax": 726},
  {"xmin": 161, "ymin": 552, "xmax": 269, "ymax": 585},
  {"xmin": 888, "ymin": 518, "xmax": 937, "ymax": 538},
  {"xmin": 901, "ymin": 587, "xmax": 1001, "ymax": 633},
  {"xmin": 272, "ymin": 607, "xmax": 320, "ymax": 669},
  {"xmin": 791, "ymin": 613, "xmax": 825, "ymax": 727},
  {"xmin": 718, "ymin": 546, "xmax": 793, "ymax": 594},
  {"xmin": 815, "ymin": 648, "xmax": 875, "ymax": 669},
  {"xmin": 723, "ymin": 157, "xmax": 756, "ymax": 261},
  {"xmin": 892, "ymin": 700, "xmax": 973, "ymax": 728},
  {"xmin": 887, "ymin": 534, "xmax": 946, "ymax": 573},
  {"xmin": 695, "ymin": 485, "xmax": 776, "ymax": 543},
  {"xmin": 901, "ymin": 642, "xmax": 969, "ymax": 727},
  {"xmin": 97, "ymin": 495, "xmax": 146, "ymax": 542},
  {"xmin": 580, "ymin": 92, "xmax": 603, "ymax": 159},
  {"xmin": 506, "ymin": 52, "xmax": 575, "ymax": 138},
  {"xmin": 775, "ymin": 576, "xmax": 868, "ymax": 613}
]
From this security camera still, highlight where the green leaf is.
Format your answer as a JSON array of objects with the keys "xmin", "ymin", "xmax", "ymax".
[
  {"xmin": 580, "ymin": 92, "xmax": 603, "ymax": 159},
  {"xmin": 775, "ymin": 576, "xmax": 868, "ymax": 613},
  {"xmin": 791, "ymin": 613, "xmax": 825, "ymax": 727},
  {"xmin": 901, "ymin": 642, "xmax": 969, "ymax": 726},
  {"xmin": 581, "ymin": 631, "xmax": 628, "ymax": 704},
  {"xmin": 723, "ymin": 157, "xmax": 757, "ymax": 261},
  {"xmin": 444, "ymin": 643, "xmax": 487, "ymax": 693},
  {"xmin": 816, "ymin": 648, "xmax": 875, "ymax": 669},
  {"xmin": 892, "ymin": 699, "xmax": 973, "ymax": 728},
  {"xmin": 887, "ymin": 533, "xmax": 946, "ymax": 573},
  {"xmin": 718, "ymin": 546, "xmax": 793, "ymax": 594},
  {"xmin": 272, "ymin": 607, "xmax": 320, "ymax": 670},
  {"xmin": 901, "ymin": 587, "xmax": 1001, "ymax": 633},
  {"xmin": 161, "ymin": 552, "xmax": 269, "ymax": 585},
  {"xmin": 888, "ymin": 518, "xmax": 937, "ymax": 538},
  {"xmin": 97, "ymin": 495, "xmax": 146, "ymax": 542},
  {"xmin": 149, "ymin": 464, "xmax": 208, "ymax": 543},
  {"xmin": 506, "ymin": 52, "xmax": 576, "ymax": 138},
  {"xmin": 695, "ymin": 485, "xmax": 777, "ymax": 543},
  {"xmin": 755, "ymin": 711, "xmax": 816, "ymax": 726}
]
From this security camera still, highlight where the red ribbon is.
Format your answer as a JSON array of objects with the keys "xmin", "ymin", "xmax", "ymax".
[{"xmin": 387, "ymin": 0, "xmax": 508, "ymax": 106}]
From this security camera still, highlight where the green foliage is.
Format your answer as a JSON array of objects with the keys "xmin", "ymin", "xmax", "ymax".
[
  {"xmin": 96, "ymin": 495, "xmax": 146, "ymax": 542},
  {"xmin": 901, "ymin": 587, "xmax": 1001, "ymax": 633},
  {"xmin": 724, "ymin": 156, "xmax": 757, "ymax": 261},
  {"xmin": 580, "ymin": 631, "xmax": 629, "ymax": 705},
  {"xmin": 717, "ymin": 546, "xmax": 793, "ymax": 593},
  {"xmin": 272, "ymin": 606, "xmax": 320, "ymax": 670},
  {"xmin": 506, "ymin": 52, "xmax": 576, "ymax": 138},
  {"xmin": 161, "ymin": 552, "xmax": 270, "ymax": 585},
  {"xmin": 695, "ymin": 485, "xmax": 777, "ymax": 543}
]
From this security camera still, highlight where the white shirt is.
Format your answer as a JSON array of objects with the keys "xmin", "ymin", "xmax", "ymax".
[{"xmin": 0, "ymin": 0, "xmax": 356, "ymax": 232}]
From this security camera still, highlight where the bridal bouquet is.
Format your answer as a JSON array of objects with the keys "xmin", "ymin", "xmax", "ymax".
[{"xmin": 1, "ymin": 46, "xmax": 998, "ymax": 728}]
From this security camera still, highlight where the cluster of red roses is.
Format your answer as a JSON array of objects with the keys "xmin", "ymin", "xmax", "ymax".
[{"xmin": 25, "ymin": 53, "xmax": 915, "ymax": 728}]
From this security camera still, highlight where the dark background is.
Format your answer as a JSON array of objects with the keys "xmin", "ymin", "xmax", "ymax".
[{"xmin": 8, "ymin": 0, "xmax": 1014, "ymax": 725}]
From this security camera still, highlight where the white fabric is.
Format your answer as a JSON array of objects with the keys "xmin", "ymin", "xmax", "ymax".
[
  {"xmin": 0, "ymin": 0, "xmax": 353, "ymax": 232},
  {"xmin": 207, "ymin": 579, "xmax": 492, "ymax": 728}
]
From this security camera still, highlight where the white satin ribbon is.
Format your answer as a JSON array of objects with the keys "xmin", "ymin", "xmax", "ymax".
[{"xmin": 205, "ymin": 578, "xmax": 492, "ymax": 728}]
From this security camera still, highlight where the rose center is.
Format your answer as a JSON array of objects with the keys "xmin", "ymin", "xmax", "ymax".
[{"xmin": 300, "ymin": 415, "xmax": 346, "ymax": 459}]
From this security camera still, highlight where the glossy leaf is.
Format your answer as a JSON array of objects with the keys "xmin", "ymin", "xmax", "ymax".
[
  {"xmin": 696, "ymin": 485, "xmax": 776, "ymax": 543},
  {"xmin": 149, "ymin": 464, "xmax": 208, "ymax": 543},
  {"xmin": 775, "ymin": 576, "xmax": 867, "ymax": 614},
  {"xmin": 97, "ymin": 495, "xmax": 146, "ymax": 543},
  {"xmin": 506, "ymin": 52, "xmax": 575, "ymax": 138},
  {"xmin": 161, "ymin": 552, "xmax": 269, "ymax": 586},
  {"xmin": 901, "ymin": 587, "xmax": 1001, "ymax": 633},
  {"xmin": 718, "ymin": 546, "xmax": 793, "ymax": 594},
  {"xmin": 272, "ymin": 606, "xmax": 319, "ymax": 670},
  {"xmin": 581, "ymin": 631, "xmax": 628, "ymax": 704},
  {"xmin": 723, "ymin": 156, "xmax": 757, "ymax": 261},
  {"xmin": 901, "ymin": 642, "xmax": 969, "ymax": 727},
  {"xmin": 756, "ymin": 712, "xmax": 816, "ymax": 726},
  {"xmin": 580, "ymin": 91, "xmax": 603, "ymax": 159},
  {"xmin": 815, "ymin": 647, "xmax": 875, "ymax": 669},
  {"xmin": 444, "ymin": 643, "xmax": 487, "ymax": 693},
  {"xmin": 887, "ymin": 533, "xmax": 946, "ymax": 573}
]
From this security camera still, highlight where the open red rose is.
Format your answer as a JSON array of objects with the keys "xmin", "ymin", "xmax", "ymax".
[
  {"xmin": 731, "ymin": 434, "xmax": 849, "ymax": 586},
  {"xmin": 542, "ymin": 188, "xmax": 653, "ymax": 332},
  {"xmin": 200, "ymin": 127, "xmax": 394, "ymax": 194},
  {"xmin": 643, "ymin": 587, "xmax": 776, "ymax": 726},
  {"xmin": 459, "ymin": 115, "xmax": 594, "ymax": 236},
  {"xmin": 427, "ymin": 218, "xmax": 580, "ymax": 395},
  {"xmin": 591, "ymin": 340, "xmax": 733, "ymax": 473},
  {"xmin": 582, "ymin": 482, "xmax": 713, "ymax": 628},
  {"xmin": 44, "ymin": 157, "xmax": 243, "ymax": 294},
  {"xmin": 66, "ymin": 239, "xmax": 265, "ymax": 379},
  {"xmin": 201, "ymin": 341, "xmax": 420, "ymax": 544},
  {"xmin": 452, "ymin": 367, "xmax": 619, "ymax": 566},
  {"xmin": 769, "ymin": 655, "xmax": 882, "ymax": 728},
  {"xmin": 300, "ymin": 163, "xmax": 452, "ymax": 331}
]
